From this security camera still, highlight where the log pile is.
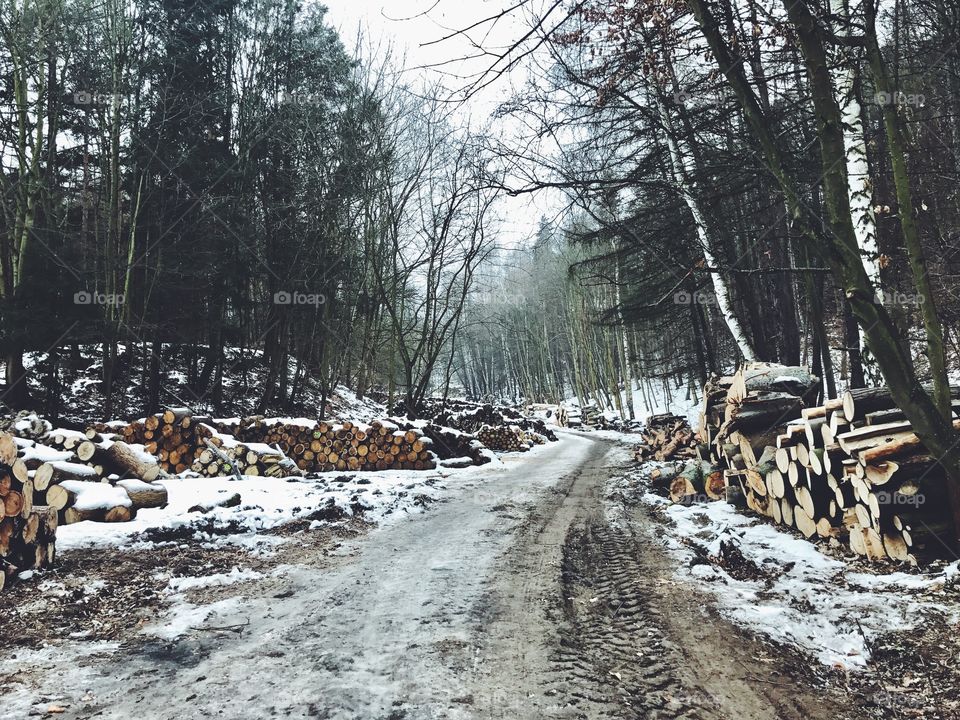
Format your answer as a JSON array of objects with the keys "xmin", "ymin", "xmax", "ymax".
[
  {"xmin": 191, "ymin": 436, "xmax": 301, "ymax": 477},
  {"xmin": 667, "ymin": 460, "xmax": 726, "ymax": 503},
  {"xmin": 476, "ymin": 424, "xmax": 546, "ymax": 452},
  {"xmin": 11, "ymin": 425, "xmax": 168, "ymax": 528},
  {"xmin": 0, "ymin": 411, "xmax": 52, "ymax": 442},
  {"xmin": 388, "ymin": 421, "xmax": 493, "ymax": 466},
  {"xmin": 120, "ymin": 407, "xmax": 212, "ymax": 474},
  {"xmin": 1, "ymin": 506, "xmax": 57, "ymax": 589},
  {"xmin": 432, "ymin": 403, "xmax": 558, "ymax": 442},
  {"xmin": 0, "ymin": 430, "xmax": 57, "ymax": 586},
  {"xmin": 120, "ymin": 409, "xmax": 447, "ymax": 475},
  {"xmin": 203, "ymin": 418, "xmax": 438, "ymax": 473},
  {"xmin": 28, "ymin": 438, "xmax": 168, "ymax": 525},
  {"xmin": 690, "ymin": 362, "xmax": 958, "ymax": 563},
  {"xmin": 633, "ymin": 414, "xmax": 699, "ymax": 461}
]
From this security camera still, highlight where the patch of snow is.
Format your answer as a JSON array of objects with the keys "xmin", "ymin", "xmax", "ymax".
[
  {"xmin": 54, "ymin": 461, "xmax": 499, "ymax": 551},
  {"xmin": 143, "ymin": 596, "xmax": 243, "ymax": 639},
  {"xmin": 164, "ymin": 567, "xmax": 263, "ymax": 593},
  {"xmin": 18, "ymin": 444, "xmax": 73, "ymax": 463},
  {"xmin": 59, "ymin": 481, "xmax": 132, "ymax": 510},
  {"xmin": 611, "ymin": 470, "xmax": 960, "ymax": 671},
  {"xmin": 116, "ymin": 478, "xmax": 160, "ymax": 494}
]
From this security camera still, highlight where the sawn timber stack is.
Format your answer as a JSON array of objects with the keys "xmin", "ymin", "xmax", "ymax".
[{"xmin": 691, "ymin": 362, "xmax": 956, "ymax": 564}]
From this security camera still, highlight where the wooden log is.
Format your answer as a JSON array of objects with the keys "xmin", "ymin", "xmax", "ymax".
[
  {"xmin": 19, "ymin": 479, "xmax": 33, "ymax": 519},
  {"xmin": 0, "ymin": 432, "xmax": 17, "ymax": 465},
  {"xmin": 863, "ymin": 461, "xmax": 899, "ymax": 486},
  {"xmin": 4, "ymin": 490, "xmax": 23, "ymax": 517},
  {"xmin": 117, "ymin": 479, "xmax": 168, "ymax": 510},
  {"xmin": 103, "ymin": 441, "xmax": 161, "ymax": 481},
  {"xmin": 728, "ymin": 393, "xmax": 804, "ymax": 433},
  {"xmin": 729, "ymin": 363, "xmax": 820, "ymax": 405},
  {"xmin": 794, "ymin": 507, "xmax": 817, "ymax": 538},
  {"xmin": 837, "ymin": 421, "xmax": 913, "ymax": 455},
  {"xmin": 669, "ymin": 461, "xmax": 717, "ymax": 503},
  {"xmin": 188, "ymin": 492, "xmax": 242, "ymax": 514},
  {"xmin": 860, "ymin": 419, "xmax": 960, "ymax": 464},
  {"xmin": 842, "ymin": 384, "xmax": 960, "ymax": 422},
  {"xmin": 883, "ymin": 532, "xmax": 911, "ymax": 562}
]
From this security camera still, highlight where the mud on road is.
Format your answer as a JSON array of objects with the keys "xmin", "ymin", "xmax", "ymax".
[{"xmin": 3, "ymin": 433, "xmax": 871, "ymax": 719}]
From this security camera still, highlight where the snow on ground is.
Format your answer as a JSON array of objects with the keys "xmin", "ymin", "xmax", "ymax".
[
  {"xmin": 142, "ymin": 596, "xmax": 244, "ymax": 640},
  {"xmin": 162, "ymin": 567, "xmax": 265, "ymax": 593},
  {"xmin": 54, "ymin": 443, "xmax": 528, "ymax": 554},
  {"xmin": 609, "ymin": 466, "xmax": 960, "ymax": 671},
  {"xmin": 56, "ymin": 469, "xmax": 448, "ymax": 551}
]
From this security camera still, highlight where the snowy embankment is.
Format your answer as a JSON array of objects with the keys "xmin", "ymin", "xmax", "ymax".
[
  {"xmin": 609, "ymin": 465, "xmax": 960, "ymax": 671},
  {"xmin": 56, "ymin": 459, "xmax": 501, "ymax": 553}
]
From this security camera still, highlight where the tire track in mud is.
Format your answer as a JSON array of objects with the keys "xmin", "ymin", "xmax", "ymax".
[{"xmin": 551, "ymin": 518, "xmax": 715, "ymax": 720}]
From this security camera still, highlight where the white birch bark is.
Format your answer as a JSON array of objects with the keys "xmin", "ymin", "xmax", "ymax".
[
  {"xmin": 832, "ymin": 0, "xmax": 883, "ymax": 385},
  {"xmin": 655, "ymin": 95, "xmax": 759, "ymax": 361},
  {"xmin": 613, "ymin": 246, "xmax": 636, "ymax": 419}
]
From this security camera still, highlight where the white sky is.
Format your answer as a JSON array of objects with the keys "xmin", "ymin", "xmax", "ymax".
[
  {"xmin": 322, "ymin": 0, "xmax": 560, "ymax": 249},
  {"xmin": 323, "ymin": 0, "xmax": 527, "ymax": 92}
]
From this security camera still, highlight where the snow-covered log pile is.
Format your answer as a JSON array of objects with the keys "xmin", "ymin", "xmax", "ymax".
[
  {"xmin": 120, "ymin": 409, "xmax": 449, "ymax": 474},
  {"xmin": 18, "ymin": 435, "xmax": 169, "ymax": 526},
  {"xmin": 202, "ymin": 417, "xmax": 438, "ymax": 473},
  {"xmin": 120, "ymin": 407, "xmax": 214, "ymax": 474},
  {"xmin": 387, "ymin": 421, "xmax": 493, "ymax": 467},
  {"xmin": 0, "ymin": 411, "xmax": 52, "ymax": 441},
  {"xmin": 192, "ymin": 434, "xmax": 301, "ymax": 477},
  {"xmin": 476, "ymin": 424, "xmax": 546, "ymax": 452},
  {"xmin": 633, "ymin": 413, "xmax": 700, "ymax": 461},
  {"xmin": 689, "ymin": 362, "xmax": 957, "ymax": 564}
]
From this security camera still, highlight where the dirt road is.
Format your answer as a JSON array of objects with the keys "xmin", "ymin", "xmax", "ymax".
[{"xmin": 4, "ymin": 433, "xmax": 867, "ymax": 720}]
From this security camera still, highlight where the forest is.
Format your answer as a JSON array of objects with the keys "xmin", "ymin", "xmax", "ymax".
[
  {"xmin": 0, "ymin": 0, "xmax": 499, "ymax": 421},
  {"xmin": 3, "ymin": 0, "xmax": 959, "ymax": 431},
  {"xmin": 4, "ymin": 1, "xmax": 960, "ymax": 716}
]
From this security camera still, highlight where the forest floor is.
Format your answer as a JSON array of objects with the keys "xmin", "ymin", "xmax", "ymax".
[{"xmin": 1, "ymin": 432, "xmax": 957, "ymax": 719}]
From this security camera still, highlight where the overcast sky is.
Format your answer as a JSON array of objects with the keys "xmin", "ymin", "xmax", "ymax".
[
  {"xmin": 322, "ymin": 0, "xmax": 558, "ymax": 248},
  {"xmin": 323, "ymin": 1, "xmax": 526, "ymax": 86}
]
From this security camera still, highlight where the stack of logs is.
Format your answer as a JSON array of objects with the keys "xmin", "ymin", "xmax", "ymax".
[
  {"xmin": 1, "ymin": 432, "xmax": 58, "ymax": 588},
  {"xmin": 633, "ymin": 414, "xmax": 699, "ymax": 462},
  {"xmin": 394, "ymin": 422, "xmax": 493, "ymax": 466},
  {"xmin": 192, "ymin": 435, "xmax": 301, "ymax": 477},
  {"xmin": 695, "ymin": 362, "xmax": 957, "ymax": 563},
  {"xmin": 195, "ymin": 418, "xmax": 437, "ymax": 473},
  {"xmin": 432, "ymin": 403, "xmax": 558, "ymax": 442},
  {"xmin": 476, "ymin": 424, "xmax": 546, "ymax": 452},
  {"xmin": 24, "ymin": 434, "xmax": 168, "ymax": 524},
  {"xmin": 120, "ymin": 408, "xmax": 212, "ymax": 474}
]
